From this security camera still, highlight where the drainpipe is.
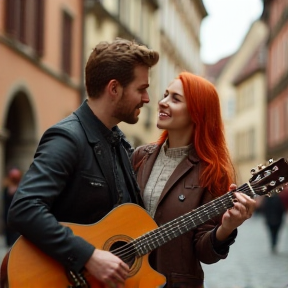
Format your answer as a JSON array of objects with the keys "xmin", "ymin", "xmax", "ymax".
[{"xmin": 80, "ymin": 0, "xmax": 86, "ymax": 102}]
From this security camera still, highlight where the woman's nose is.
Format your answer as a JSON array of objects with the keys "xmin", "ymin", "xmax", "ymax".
[{"xmin": 159, "ymin": 97, "xmax": 169, "ymax": 106}]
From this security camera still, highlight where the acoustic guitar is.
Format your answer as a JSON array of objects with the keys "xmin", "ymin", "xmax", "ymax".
[{"xmin": 2, "ymin": 158, "xmax": 288, "ymax": 288}]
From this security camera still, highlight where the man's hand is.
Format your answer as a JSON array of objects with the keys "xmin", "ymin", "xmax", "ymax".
[
  {"xmin": 216, "ymin": 184, "xmax": 257, "ymax": 241},
  {"xmin": 85, "ymin": 249, "xmax": 129, "ymax": 288}
]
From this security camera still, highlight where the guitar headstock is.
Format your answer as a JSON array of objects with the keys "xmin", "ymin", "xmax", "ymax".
[{"xmin": 249, "ymin": 158, "xmax": 288, "ymax": 197}]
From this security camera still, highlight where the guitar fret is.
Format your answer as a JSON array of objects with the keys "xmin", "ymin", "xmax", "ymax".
[{"xmin": 134, "ymin": 190, "xmax": 247, "ymax": 256}]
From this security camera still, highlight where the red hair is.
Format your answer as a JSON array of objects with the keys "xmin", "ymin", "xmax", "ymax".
[{"xmin": 157, "ymin": 72, "xmax": 235, "ymax": 197}]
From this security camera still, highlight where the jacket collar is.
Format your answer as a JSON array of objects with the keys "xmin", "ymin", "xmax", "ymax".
[
  {"xmin": 73, "ymin": 100, "xmax": 126, "ymax": 146},
  {"xmin": 143, "ymin": 142, "xmax": 200, "ymax": 164}
]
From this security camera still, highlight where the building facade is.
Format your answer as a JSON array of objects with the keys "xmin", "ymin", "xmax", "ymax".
[
  {"xmin": 84, "ymin": 0, "xmax": 207, "ymax": 146},
  {"xmin": 263, "ymin": 0, "xmax": 288, "ymax": 160},
  {"xmin": 158, "ymin": 0, "xmax": 207, "ymax": 92},
  {"xmin": 232, "ymin": 24, "xmax": 268, "ymax": 183},
  {"xmin": 204, "ymin": 19, "xmax": 268, "ymax": 184},
  {"xmin": 84, "ymin": 0, "xmax": 161, "ymax": 147}
]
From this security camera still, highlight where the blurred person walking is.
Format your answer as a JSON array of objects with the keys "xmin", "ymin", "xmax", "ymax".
[
  {"xmin": 261, "ymin": 193, "xmax": 286, "ymax": 253},
  {"xmin": 2, "ymin": 168, "xmax": 22, "ymax": 247}
]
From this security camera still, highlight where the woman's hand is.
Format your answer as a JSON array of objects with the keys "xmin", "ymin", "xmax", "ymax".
[{"xmin": 216, "ymin": 184, "xmax": 257, "ymax": 241}]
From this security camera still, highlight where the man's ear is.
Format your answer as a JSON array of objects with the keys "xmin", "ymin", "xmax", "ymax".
[{"xmin": 107, "ymin": 80, "xmax": 120, "ymax": 96}]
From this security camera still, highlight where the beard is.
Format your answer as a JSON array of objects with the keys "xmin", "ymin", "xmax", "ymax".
[{"xmin": 113, "ymin": 90, "xmax": 142, "ymax": 124}]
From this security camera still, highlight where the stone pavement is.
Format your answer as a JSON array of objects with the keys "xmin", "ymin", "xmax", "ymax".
[{"xmin": 203, "ymin": 213, "xmax": 288, "ymax": 288}]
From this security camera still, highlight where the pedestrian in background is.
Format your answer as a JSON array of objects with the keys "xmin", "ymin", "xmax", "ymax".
[
  {"xmin": 261, "ymin": 193, "xmax": 286, "ymax": 253},
  {"xmin": 2, "ymin": 167, "xmax": 21, "ymax": 247}
]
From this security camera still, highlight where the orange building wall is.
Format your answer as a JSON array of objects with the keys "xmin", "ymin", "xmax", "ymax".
[
  {"xmin": 0, "ymin": 46, "xmax": 80, "ymax": 137},
  {"xmin": 0, "ymin": 0, "xmax": 83, "ymax": 137},
  {"xmin": 43, "ymin": 0, "xmax": 83, "ymax": 82}
]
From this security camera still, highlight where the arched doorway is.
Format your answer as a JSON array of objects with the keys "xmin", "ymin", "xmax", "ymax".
[{"xmin": 4, "ymin": 91, "xmax": 37, "ymax": 174}]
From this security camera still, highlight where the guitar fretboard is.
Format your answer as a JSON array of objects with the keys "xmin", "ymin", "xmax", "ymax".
[{"xmin": 133, "ymin": 182, "xmax": 252, "ymax": 256}]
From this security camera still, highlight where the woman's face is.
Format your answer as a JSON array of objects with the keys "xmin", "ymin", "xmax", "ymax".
[{"xmin": 157, "ymin": 79, "xmax": 192, "ymax": 133}]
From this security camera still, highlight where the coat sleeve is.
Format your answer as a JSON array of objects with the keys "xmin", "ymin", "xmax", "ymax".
[
  {"xmin": 8, "ymin": 125, "xmax": 95, "ymax": 273},
  {"xmin": 193, "ymin": 189, "xmax": 237, "ymax": 264}
]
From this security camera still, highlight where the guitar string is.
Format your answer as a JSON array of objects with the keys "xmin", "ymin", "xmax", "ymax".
[
  {"xmin": 112, "ymin": 183, "xmax": 265, "ymax": 261},
  {"xmin": 114, "ymin": 191, "xmax": 237, "ymax": 260},
  {"xmin": 112, "ymin": 181, "xmax": 271, "ymax": 261},
  {"xmin": 113, "ymin": 184, "xmax": 265, "ymax": 261},
  {"xmin": 112, "ymin": 192, "xmax": 236, "ymax": 261}
]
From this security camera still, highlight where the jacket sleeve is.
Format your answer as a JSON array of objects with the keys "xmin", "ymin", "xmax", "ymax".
[
  {"xmin": 193, "ymin": 189, "xmax": 237, "ymax": 264},
  {"xmin": 8, "ymin": 125, "xmax": 95, "ymax": 273}
]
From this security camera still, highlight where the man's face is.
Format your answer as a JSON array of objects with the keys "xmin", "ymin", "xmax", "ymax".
[{"xmin": 113, "ymin": 66, "xmax": 150, "ymax": 124}]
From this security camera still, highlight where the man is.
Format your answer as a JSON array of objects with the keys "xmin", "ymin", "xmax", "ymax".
[{"xmin": 8, "ymin": 38, "xmax": 159, "ymax": 287}]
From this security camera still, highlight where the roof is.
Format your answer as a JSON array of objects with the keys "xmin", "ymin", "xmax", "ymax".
[
  {"xmin": 233, "ymin": 39, "xmax": 267, "ymax": 86},
  {"xmin": 204, "ymin": 55, "xmax": 233, "ymax": 83}
]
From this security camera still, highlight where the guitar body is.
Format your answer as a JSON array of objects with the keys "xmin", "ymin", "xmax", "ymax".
[{"xmin": 6, "ymin": 204, "xmax": 166, "ymax": 288}]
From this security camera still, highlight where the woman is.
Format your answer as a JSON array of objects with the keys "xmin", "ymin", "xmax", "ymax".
[{"xmin": 131, "ymin": 72, "xmax": 256, "ymax": 288}]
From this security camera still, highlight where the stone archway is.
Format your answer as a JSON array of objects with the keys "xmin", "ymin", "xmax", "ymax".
[{"xmin": 4, "ymin": 91, "xmax": 37, "ymax": 174}]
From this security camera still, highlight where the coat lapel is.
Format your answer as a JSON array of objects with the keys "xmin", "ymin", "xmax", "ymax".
[
  {"xmin": 138, "ymin": 145, "xmax": 161, "ymax": 197},
  {"xmin": 146, "ymin": 145, "xmax": 200, "ymax": 204},
  {"xmin": 158, "ymin": 156, "xmax": 196, "ymax": 203}
]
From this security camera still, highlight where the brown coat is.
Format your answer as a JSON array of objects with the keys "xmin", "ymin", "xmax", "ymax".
[{"xmin": 131, "ymin": 144, "xmax": 231, "ymax": 288}]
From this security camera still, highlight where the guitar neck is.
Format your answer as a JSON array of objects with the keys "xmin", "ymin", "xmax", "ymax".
[{"xmin": 133, "ymin": 182, "xmax": 253, "ymax": 256}]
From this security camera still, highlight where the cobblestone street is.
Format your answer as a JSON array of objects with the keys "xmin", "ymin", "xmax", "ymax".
[{"xmin": 203, "ymin": 213, "xmax": 288, "ymax": 288}]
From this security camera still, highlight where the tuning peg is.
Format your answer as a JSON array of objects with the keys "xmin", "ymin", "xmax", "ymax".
[
  {"xmin": 250, "ymin": 168, "xmax": 256, "ymax": 175},
  {"xmin": 266, "ymin": 192, "xmax": 272, "ymax": 197},
  {"xmin": 270, "ymin": 181, "xmax": 276, "ymax": 186},
  {"xmin": 276, "ymin": 187, "xmax": 283, "ymax": 193},
  {"xmin": 264, "ymin": 170, "xmax": 271, "ymax": 177},
  {"xmin": 268, "ymin": 158, "xmax": 274, "ymax": 164},
  {"xmin": 258, "ymin": 164, "xmax": 266, "ymax": 170}
]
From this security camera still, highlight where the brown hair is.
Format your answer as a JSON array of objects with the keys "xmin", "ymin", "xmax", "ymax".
[{"xmin": 85, "ymin": 38, "xmax": 159, "ymax": 98}]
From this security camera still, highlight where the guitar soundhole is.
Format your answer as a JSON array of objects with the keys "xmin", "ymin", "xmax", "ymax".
[
  {"xmin": 103, "ymin": 235, "xmax": 142, "ymax": 276},
  {"xmin": 110, "ymin": 241, "xmax": 135, "ymax": 268}
]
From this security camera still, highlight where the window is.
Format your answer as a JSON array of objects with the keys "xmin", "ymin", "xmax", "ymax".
[
  {"xmin": 237, "ymin": 82, "xmax": 255, "ymax": 113},
  {"xmin": 236, "ymin": 128, "xmax": 256, "ymax": 161},
  {"xmin": 61, "ymin": 12, "xmax": 73, "ymax": 76},
  {"xmin": 269, "ymin": 104, "xmax": 281, "ymax": 146},
  {"xmin": 4, "ymin": 0, "xmax": 44, "ymax": 56}
]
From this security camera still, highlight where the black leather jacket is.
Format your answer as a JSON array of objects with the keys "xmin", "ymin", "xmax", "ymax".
[{"xmin": 8, "ymin": 100, "xmax": 142, "ymax": 272}]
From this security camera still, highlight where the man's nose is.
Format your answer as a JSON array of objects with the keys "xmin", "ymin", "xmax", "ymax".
[{"xmin": 142, "ymin": 92, "xmax": 150, "ymax": 103}]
